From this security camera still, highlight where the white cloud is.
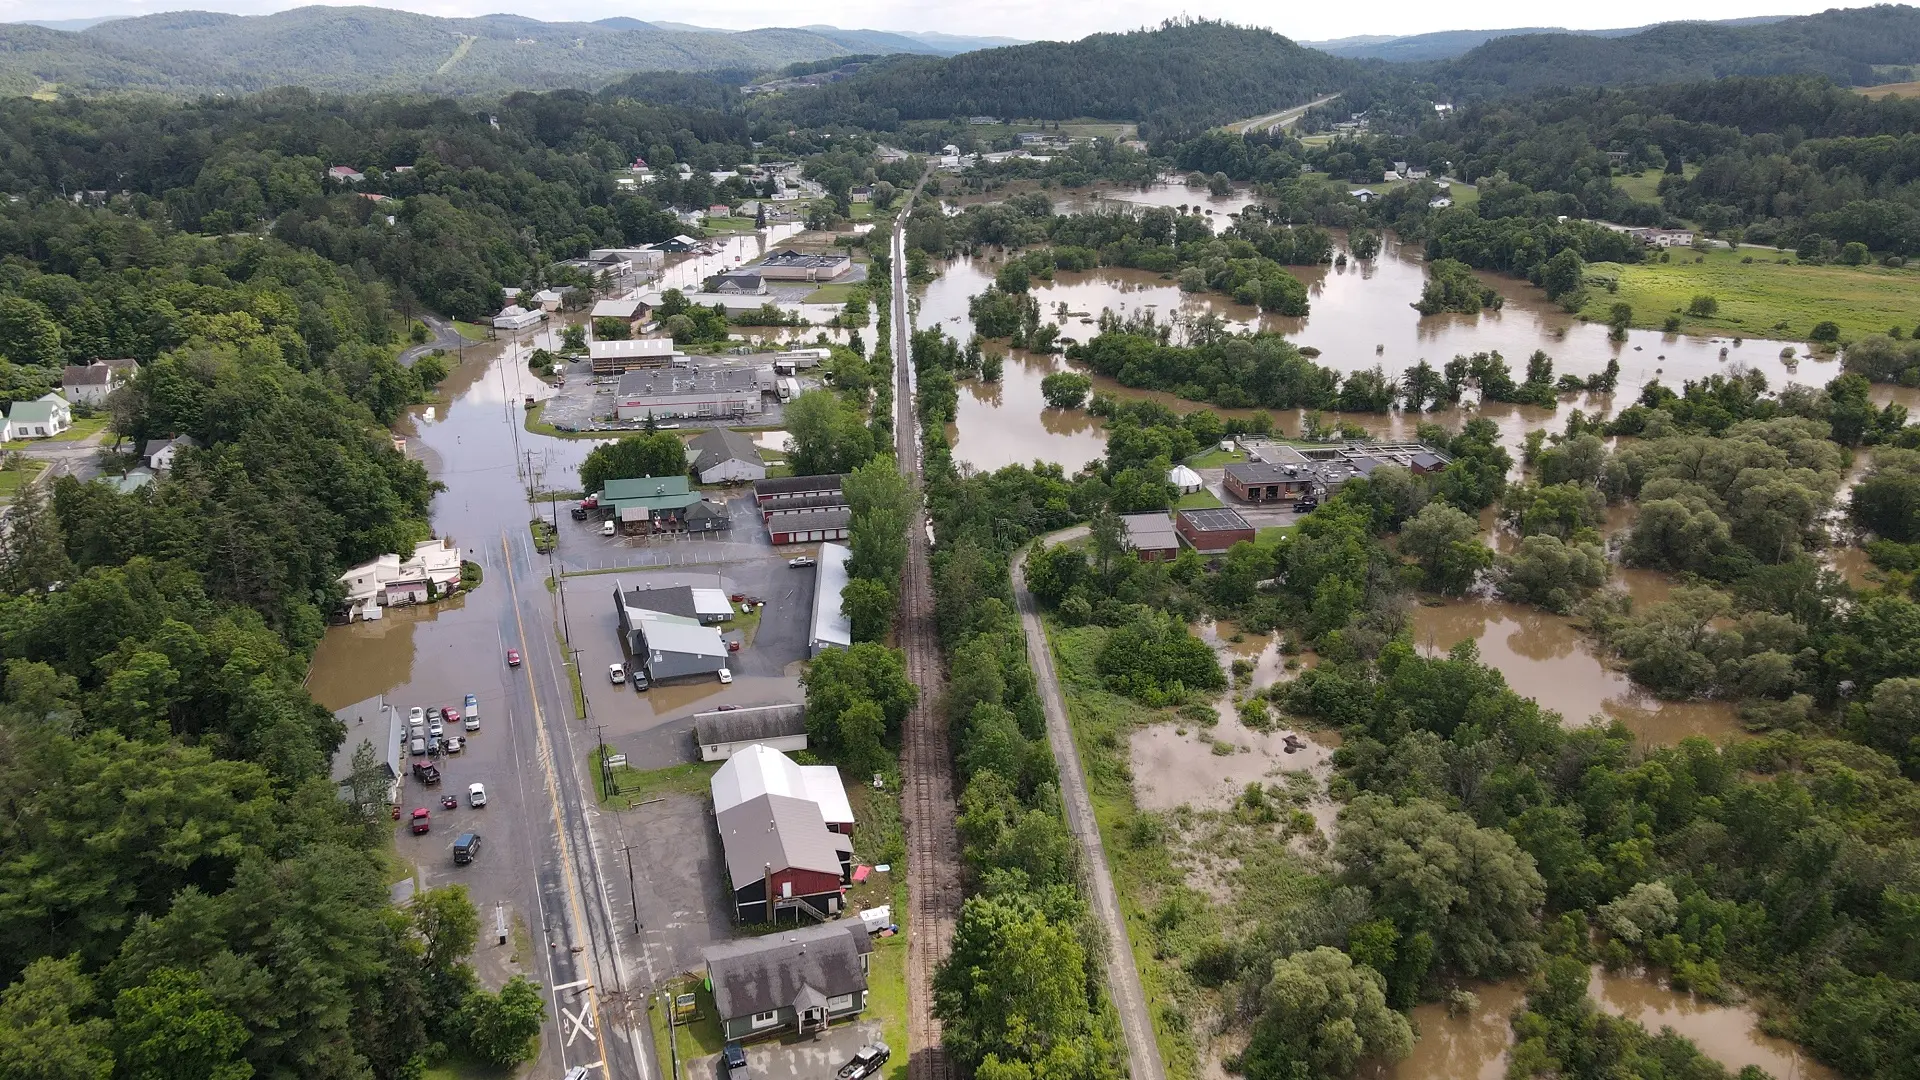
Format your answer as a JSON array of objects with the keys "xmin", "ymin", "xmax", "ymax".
[{"xmin": 3, "ymin": 0, "xmax": 1854, "ymax": 43}]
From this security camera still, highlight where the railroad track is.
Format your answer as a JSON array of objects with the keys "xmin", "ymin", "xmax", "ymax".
[{"xmin": 891, "ymin": 172, "xmax": 962, "ymax": 1080}]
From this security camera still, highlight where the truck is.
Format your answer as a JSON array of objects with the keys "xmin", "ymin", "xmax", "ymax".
[
  {"xmin": 463, "ymin": 694, "xmax": 480, "ymax": 730},
  {"xmin": 777, "ymin": 376, "xmax": 800, "ymax": 403}
]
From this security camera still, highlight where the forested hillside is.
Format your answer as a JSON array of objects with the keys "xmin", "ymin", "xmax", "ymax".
[
  {"xmin": 763, "ymin": 19, "xmax": 1369, "ymax": 140},
  {"xmin": 0, "ymin": 5, "xmax": 871, "ymax": 97},
  {"xmin": 1433, "ymin": 4, "xmax": 1920, "ymax": 95}
]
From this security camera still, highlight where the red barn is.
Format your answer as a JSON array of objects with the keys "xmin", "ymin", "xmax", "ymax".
[{"xmin": 717, "ymin": 793, "xmax": 852, "ymax": 923}]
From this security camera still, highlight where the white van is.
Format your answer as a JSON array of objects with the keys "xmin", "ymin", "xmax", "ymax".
[{"xmin": 462, "ymin": 693, "xmax": 479, "ymax": 730}]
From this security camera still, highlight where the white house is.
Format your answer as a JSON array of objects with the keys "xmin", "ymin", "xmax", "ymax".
[
  {"xmin": 61, "ymin": 358, "xmax": 135, "ymax": 405},
  {"xmin": 492, "ymin": 305, "xmax": 543, "ymax": 331},
  {"xmin": 686, "ymin": 428, "xmax": 768, "ymax": 485},
  {"xmin": 531, "ymin": 289, "xmax": 566, "ymax": 312},
  {"xmin": 145, "ymin": 435, "xmax": 202, "ymax": 472},
  {"xmin": 338, "ymin": 537, "xmax": 464, "ymax": 620},
  {"xmin": 4, "ymin": 393, "xmax": 72, "ymax": 439}
]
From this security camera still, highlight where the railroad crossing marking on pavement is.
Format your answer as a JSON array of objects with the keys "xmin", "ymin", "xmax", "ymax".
[{"xmin": 562, "ymin": 1004, "xmax": 598, "ymax": 1045}]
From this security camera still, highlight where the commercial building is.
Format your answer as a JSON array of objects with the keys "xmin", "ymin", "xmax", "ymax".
[
  {"xmin": 588, "ymin": 336, "xmax": 683, "ymax": 375},
  {"xmin": 338, "ymin": 538, "xmax": 463, "ymax": 620},
  {"xmin": 693, "ymin": 703, "xmax": 809, "ymax": 761},
  {"xmin": 768, "ymin": 507, "xmax": 851, "ymax": 546},
  {"xmin": 1224, "ymin": 461, "xmax": 1320, "ymax": 504},
  {"xmin": 598, "ymin": 476, "xmax": 705, "ymax": 533},
  {"xmin": 712, "ymin": 743, "xmax": 854, "ymax": 832},
  {"xmin": 702, "ymin": 921, "xmax": 872, "ymax": 1037},
  {"xmin": 754, "ymin": 474, "xmax": 847, "ymax": 519},
  {"xmin": 613, "ymin": 581, "xmax": 730, "ymax": 682},
  {"xmin": 619, "ymin": 583, "xmax": 734, "ymax": 624},
  {"xmin": 686, "ymin": 428, "xmax": 767, "ymax": 485},
  {"xmin": 589, "ymin": 297, "xmax": 651, "ymax": 336},
  {"xmin": 492, "ymin": 305, "xmax": 543, "ymax": 331},
  {"xmin": 1175, "ymin": 508, "xmax": 1256, "ymax": 554},
  {"xmin": 329, "ymin": 696, "xmax": 405, "ymax": 807},
  {"xmin": 1119, "ymin": 512, "xmax": 1181, "ymax": 562},
  {"xmin": 808, "ymin": 542, "xmax": 853, "ymax": 655},
  {"xmin": 755, "ymin": 248, "xmax": 852, "ymax": 282},
  {"xmin": 1225, "ymin": 440, "xmax": 1450, "ymax": 502},
  {"xmin": 614, "ymin": 367, "xmax": 762, "ymax": 421}
]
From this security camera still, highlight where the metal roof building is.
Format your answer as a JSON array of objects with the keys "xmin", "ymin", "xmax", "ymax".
[
  {"xmin": 711, "ymin": 743, "xmax": 854, "ymax": 830},
  {"xmin": 693, "ymin": 703, "xmax": 809, "ymax": 761},
  {"xmin": 808, "ymin": 542, "xmax": 853, "ymax": 656}
]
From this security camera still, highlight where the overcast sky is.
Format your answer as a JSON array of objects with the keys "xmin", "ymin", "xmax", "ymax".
[{"xmin": 10, "ymin": 0, "xmax": 1855, "ymax": 42}]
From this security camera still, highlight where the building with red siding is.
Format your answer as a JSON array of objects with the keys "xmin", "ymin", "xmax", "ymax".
[{"xmin": 1176, "ymin": 507, "xmax": 1256, "ymax": 554}]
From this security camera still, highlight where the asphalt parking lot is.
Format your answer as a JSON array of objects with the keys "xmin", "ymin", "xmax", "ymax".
[
  {"xmin": 685, "ymin": 1018, "xmax": 885, "ymax": 1080},
  {"xmin": 559, "ymin": 493, "xmax": 775, "ymax": 573}
]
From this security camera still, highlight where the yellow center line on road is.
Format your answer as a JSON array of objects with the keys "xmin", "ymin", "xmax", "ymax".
[{"xmin": 501, "ymin": 532, "xmax": 611, "ymax": 1075}]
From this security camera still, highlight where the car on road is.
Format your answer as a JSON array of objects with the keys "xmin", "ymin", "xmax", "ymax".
[
  {"xmin": 444, "ymin": 735, "xmax": 464, "ymax": 754},
  {"xmin": 727, "ymin": 640, "xmax": 740, "ymax": 652},
  {"xmin": 609, "ymin": 662, "xmax": 625, "ymax": 683},
  {"xmin": 409, "ymin": 808, "xmax": 431, "ymax": 834},
  {"xmin": 428, "ymin": 718, "xmax": 444, "ymax": 737},
  {"xmin": 452, "ymin": 832, "xmax": 481, "ymax": 865},
  {"xmin": 717, "ymin": 668, "xmax": 732, "ymax": 684},
  {"xmin": 410, "ymin": 736, "xmax": 427, "ymax": 756},
  {"xmin": 505, "ymin": 649, "xmax": 521, "ymax": 667},
  {"xmin": 408, "ymin": 706, "xmax": 425, "ymax": 724},
  {"xmin": 837, "ymin": 1042, "xmax": 890, "ymax": 1079},
  {"xmin": 463, "ymin": 694, "xmax": 480, "ymax": 729},
  {"xmin": 788, "ymin": 555, "xmax": 815, "ymax": 568},
  {"xmin": 722, "ymin": 1043, "xmax": 749, "ymax": 1080},
  {"xmin": 468, "ymin": 782, "xmax": 487, "ymax": 808}
]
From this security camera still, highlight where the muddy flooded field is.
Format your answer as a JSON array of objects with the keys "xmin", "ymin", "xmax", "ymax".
[
  {"xmin": 912, "ymin": 232, "xmax": 1920, "ymax": 475},
  {"xmin": 1376, "ymin": 967, "xmax": 1835, "ymax": 1080}
]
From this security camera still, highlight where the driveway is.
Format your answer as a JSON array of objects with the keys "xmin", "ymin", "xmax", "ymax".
[
  {"xmin": 686, "ymin": 1018, "xmax": 885, "ymax": 1080},
  {"xmin": 399, "ymin": 313, "xmax": 469, "ymax": 368}
]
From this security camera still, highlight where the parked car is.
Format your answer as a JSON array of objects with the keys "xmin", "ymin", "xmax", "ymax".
[
  {"xmin": 452, "ymin": 832, "xmax": 481, "ymax": 865},
  {"xmin": 463, "ymin": 694, "xmax": 480, "ymax": 729},
  {"xmin": 505, "ymin": 649, "xmax": 521, "ymax": 667},
  {"xmin": 441, "ymin": 705, "xmax": 459, "ymax": 724},
  {"xmin": 444, "ymin": 736, "xmax": 464, "ymax": 754},
  {"xmin": 410, "ymin": 737, "xmax": 427, "ymax": 756},
  {"xmin": 571, "ymin": 505, "xmax": 589, "ymax": 520},
  {"xmin": 408, "ymin": 706, "xmax": 425, "ymax": 724},
  {"xmin": 428, "ymin": 718, "xmax": 444, "ymax": 737},
  {"xmin": 409, "ymin": 808, "xmax": 431, "ymax": 834},
  {"xmin": 600, "ymin": 521, "xmax": 617, "ymax": 537},
  {"xmin": 717, "ymin": 668, "xmax": 732, "ymax": 685},
  {"xmin": 837, "ymin": 1042, "xmax": 891, "ymax": 1079},
  {"xmin": 715, "ymin": 704, "xmax": 740, "ymax": 711},
  {"xmin": 411, "ymin": 762, "xmax": 440, "ymax": 784},
  {"xmin": 426, "ymin": 736, "xmax": 442, "ymax": 756},
  {"xmin": 409, "ymin": 723, "xmax": 424, "ymax": 740},
  {"xmin": 609, "ymin": 663, "xmax": 625, "ymax": 684},
  {"xmin": 1292, "ymin": 496, "xmax": 1320, "ymax": 513},
  {"xmin": 468, "ymin": 782, "xmax": 487, "ymax": 808},
  {"xmin": 788, "ymin": 555, "xmax": 815, "ymax": 568},
  {"xmin": 631, "ymin": 671, "xmax": 649, "ymax": 691},
  {"xmin": 727, "ymin": 640, "xmax": 741, "ymax": 652},
  {"xmin": 722, "ymin": 1042, "xmax": 749, "ymax": 1080}
]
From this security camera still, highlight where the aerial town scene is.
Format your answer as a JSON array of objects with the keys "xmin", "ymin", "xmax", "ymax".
[{"xmin": 3, "ymin": 2, "xmax": 1920, "ymax": 1080}]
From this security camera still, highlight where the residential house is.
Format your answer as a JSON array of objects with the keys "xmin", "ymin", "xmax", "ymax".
[
  {"xmin": 712, "ymin": 743, "xmax": 854, "ymax": 833},
  {"xmin": 1349, "ymin": 188, "xmax": 1378, "ymax": 203},
  {"xmin": 686, "ymin": 428, "xmax": 767, "ymax": 485},
  {"xmin": 5, "ymin": 393, "xmax": 71, "ymax": 439},
  {"xmin": 1119, "ymin": 513, "xmax": 1181, "ymax": 562},
  {"xmin": 1175, "ymin": 507, "xmax": 1255, "ymax": 553},
  {"xmin": 531, "ymin": 288, "xmax": 567, "ymax": 312},
  {"xmin": 587, "ymin": 337, "xmax": 682, "ymax": 375},
  {"xmin": 685, "ymin": 500, "xmax": 731, "ymax": 534},
  {"xmin": 712, "ymin": 271, "xmax": 767, "ymax": 296},
  {"xmin": 598, "ymin": 475, "xmax": 705, "ymax": 533},
  {"xmin": 693, "ymin": 704, "xmax": 808, "ymax": 761},
  {"xmin": 589, "ymin": 298, "xmax": 651, "ymax": 337},
  {"xmin": 614, "ymin": 367, "xmax": 762, "ymax": 421},
  {"xmin": 709, "ymin": 203, "xmax": 733, "ymax": 217},
  {"xmin": 329, "ymin": 698, "xmax": 406, "ymax": 807},
  {"xmin": 338, "ymin": 538, "xmax": 463, "ymax": 620},
  {"xmin": 808, "ymin": 542, "xmax": 852, "ymax": 655},
  {"xmin": 145, "ymin": 435, "xmax": 202, "ymax": 472},
  {"xmin": 327, "ymin": 165, "xmax": 365, "ymax": 183},
  {"xmin": 61, "ymin": 358, "xmax": 135, "ymax": 405},
  {"xmin": 1429, "ymin": 196, "xmax": 1453, "ymax": 209},
  {"xmin": 492, "ymin": 305, "xmax": 543, "ymax": 331},
  {"xmin": 702, "ymin": 919, "xmax": 872, "ymax": 1039},
  {"xmin": 850, "ymin": 187, "xmax": 870, "ymax": 204},
  {"xmin": 613, "ymin": 581, "xmax": 730, "ymax": 680},
  {"xmin": 755, "ymin": 249, "xmax": 852, "ymax": 282}
]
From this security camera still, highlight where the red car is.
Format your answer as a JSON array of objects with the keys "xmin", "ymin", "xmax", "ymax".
[
  {"xmin": 727, "ymin": 640, "xmax": 741, "ymax": 652},
  {"xmin": 505, "ymin": 649, "xmax": 521, "ymax": 667},
  {"xmin": 410, "ymin": 808, "xmax": 431, "ymax": 834},
  {"xmin": 442, "ymin": 706, "xmax": 459, "ymax": 723}
]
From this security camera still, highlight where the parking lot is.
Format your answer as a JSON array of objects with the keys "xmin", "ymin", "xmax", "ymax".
[
  {"xmin": 684, "ymin": 1018, "xmax": 886, "ymax": 1080},
  {"xmin": 559, "ymin": 493, "xmax": 777, "ymax": 573}
]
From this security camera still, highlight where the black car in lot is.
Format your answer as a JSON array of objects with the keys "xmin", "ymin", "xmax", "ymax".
[{"xmin": 721, "ymin": 1042, "xmax": 748, "ymax": 1080}]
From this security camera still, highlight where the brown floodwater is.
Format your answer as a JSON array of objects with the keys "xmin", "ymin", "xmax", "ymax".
[
  {"xmin": 912, "ymin": 231, "xmax": 1920, "ymax": 475},
  {"xmin": 1407, "ymin": 597, "xmax": 1740, "ymax": 744},
  {"xmin": 1378, "ymin": 968, "xmax": 1835, "ymax": 1080}
]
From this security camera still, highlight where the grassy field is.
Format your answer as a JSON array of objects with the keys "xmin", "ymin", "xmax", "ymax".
[
  {"xmin": 1184, "ymin": 446, "xmax": 1245, "ymax": 468},
  {"xmin": 595, "ymin": 758, "xmax": 719, "ymax": 808},
  {"xmin": 1174, "ymin": 489, "xmax": 1223, "ymax": 510},
  {"xmin": 452, "ymin": 321, "xmax": 490, "ymax": 342},
  {"xmin": 1256, "ymin": 525, "xmax": 1297, "ymax": 545},
  {"xmin": 1860, "ymin": 79, "xmax": 1920, "ymax": 99},
  {"xmin": 1580, "ymin": 246, "xmax": 1920, "ymax": 342},
  {"xmin": 651, "ymin": 974, "xmax": 727, "ymax": 1080},
  {"xmin": 0, "ymin": 459, "xmax": 48, "ymax": 500},
  {"xmin": 803, "ymin": 282, "xmax": 861, "ymax": 304},
  {"xmin": 3, "ymin": 415, "xmax": 108, "ymax": 450},
  {"xmin": 849, "ymin": 201, "xmax": 873, "ymax": 221},
  {"xmin": 1608, "ymin": 164, "xmax": 1698, "ymax": 203},
  {"xmin": 703, "ymin": 216, "xmax": 760, "ymax": 233}
]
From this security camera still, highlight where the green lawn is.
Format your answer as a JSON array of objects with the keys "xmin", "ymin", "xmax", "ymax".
[
  {"xmin": 703, "ymin": 216, "xmax": 760, "ymax": 233},
  {"xmin": 452, "ymin": 320, "xmax": 490, "ymax": 342},
  {"xmin": 651, "ymin": 975, "xmax": 727, "ymax": 1080},
  {"xmin": 866, "ymin": 923, "xmax": 910, "ymax": 1080},
  {"xmin": 1174, "ymin": 489, "xmax": 1222, "ymax": 510},
  {"xmin": 595, "ymin": 757, "xmax": 719, "ymax": 808},
  {"xmin": 0, "ymin": 460, "xmax": 48, "ymax": 500},
  {"xmin": 1183, "ymin": 446, "xmax": 1244, "ymax": 468},
  {"xmin": 724, "ymin": 603, "xmax": 762, "ymax": 648},
  {"xmin": 1256, "ymin": 525, "xmax": 1297, "ymax": 545},
  {"xmin": 849, "ymin": 201, "xmax": 873, "ymax": 221},
  {"xmin": 1580, "ymin": 246, "xmax": 1920, "ymax": 342},
  {"xmin": 2, "ymin": 415, "xmax": 108, "ymax": 450},
  {"xmin": 803, "ymin": 282, "xmax": 861, "ymax": 304}
]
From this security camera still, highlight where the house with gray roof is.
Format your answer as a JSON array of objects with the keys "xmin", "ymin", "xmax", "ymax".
[
  {"xmin": 686, "ymin": 428, "xmax": 767, "ymax": 485},
  {"xmin": 715, "ymin": 793, "xmax": 852, "ymax": 924},
  {"xmin": 693, "ymin": 703, "xmax": 808, "ymax": 761},
  {"xmin": 702, "ymin": 920, "xmax": 871, "ymax": 1039},
  {"xmin": 613, "ymin": 580, "xmax": 730, "ymax": 682}
]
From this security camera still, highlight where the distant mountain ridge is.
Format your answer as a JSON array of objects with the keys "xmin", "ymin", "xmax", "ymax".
[
  {"xmin": 0, "ymin": 6, "xmax": 1014, "ymax": 98},
  {"xmin": 1304, "ymin": 16, "xmax": 1791, "ymax": 62}
]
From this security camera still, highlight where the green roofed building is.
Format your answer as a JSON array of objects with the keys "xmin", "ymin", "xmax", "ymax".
[{"xmin": 600, "ymin": 475, "xmax": 704, "ymax": 534}]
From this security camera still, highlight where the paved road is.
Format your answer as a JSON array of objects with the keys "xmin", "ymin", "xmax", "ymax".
[
  {"xmin": 1230, "ymin": 93, "xmax": 1343, "ymax": 135},
  {"xmin": 400, "ymin": 313, "xmax": 472, "ymax": 368},
  {"xmin": 1010, "ymin": 528, "xmax": 1167, "ymax": 1080}
]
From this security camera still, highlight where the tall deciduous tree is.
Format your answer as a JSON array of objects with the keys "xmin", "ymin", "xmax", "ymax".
[
  {"xmin": 578, "ymin": 432, "xmax": 687, "ymax": 495},
  {"xmin": 1239, "ymin": 947, "xmax": 1413, "ymax": 1080}
]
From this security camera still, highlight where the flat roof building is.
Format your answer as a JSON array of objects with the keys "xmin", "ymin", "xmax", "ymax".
[
  {"xmin": 1175, "ymin": 507, "xmax": 1256, "ymax": 554},
  {"xmin": 614, "ymin": 367, "xmax": 762, "ymax": 421},
  {"xmin": 755, "ymin": 248, "xmax": 852, "ymax": 281},
  {"xmin": 808, "ymin": 542, "xmax": 853, "ymax": 656},
  {"xmin": 1119, "ymin": 512, "xmax": 1181, "ymax": 562},
  {"xmin": 588, "ymin": 336, "xmax": 682, "ymax": 375}
]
